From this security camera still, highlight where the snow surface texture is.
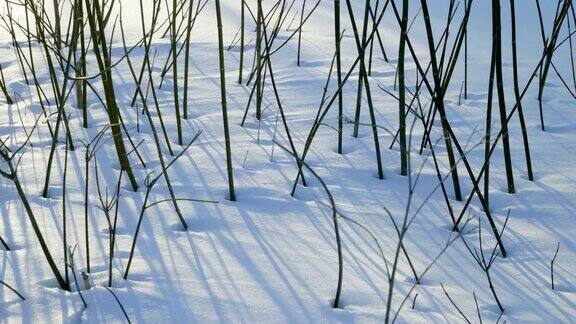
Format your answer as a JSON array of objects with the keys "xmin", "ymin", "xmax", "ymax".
[{"xmin": 0, "ymin": 0, "xmax": 575, "ymax": 323}]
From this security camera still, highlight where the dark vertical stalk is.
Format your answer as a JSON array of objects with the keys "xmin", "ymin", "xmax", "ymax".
[
  {"xmin": 464, "ymin": 0, "xmax": 468, "ymax": 99},
  {"xmin": 172, "ymin": 0, "xmax": 183, "ymax": 145},
  {"xmin": 398, "ymin": 0, "xmax": 408, "ymax": 175},
  {"xmin": 484, "ymin": 47, "xmax": 496, "ymax": 212},
  {"xmin": 84, "ymin": 151, "xmax": 91, "ymax": 272},
  {"xmin": 255, "ymin": 0, "xmax": 263, "ymax": 120},
  {"xmin": 238, "ymin": 0, "xmax": 245, "ymax": 84},
  {"xmin": 335, "ymin": 0, "xmax": 343, "ymax": 154},
  {"xmin": 183, "ymin": 0, "xmax": 195, "ymax": 119},
  {"xmin": 492, "ymin": 0, "xmax": 515, "ymax": 194},
  {"xmin": 297, "ymin": 0, "xmax": 307, "ymax": 66},
  {"xmin": 535, "ymin": 0, "xmax": 547, "ymax": 131},
  {"xmin": 109, "ymin": 171, "xmax": 123, "ymax": 287},
  {"xmin": 53, "ymin": 0, "xmax": 62, "ymax": 60},
  {"xmin": 352, "ymin": 0, "xmax": 371, "ymax": 138},
  {"xmin": 510, "ymin": 0, "xmax": 533, "ymax": 181},
  {"xmin": 215, "ymin": 0, "xmax": 237, "ymax": 201},
  {"xmin": 76, "ymin": 0, "xmax": 88, "ymax": 128},
  {"xmin": 368, "ymin": 0, "xmax": 381, "ymax": 76},
  {"xmin": 62, "ymin": 135, "xmax": 70, "ymax": 287}
]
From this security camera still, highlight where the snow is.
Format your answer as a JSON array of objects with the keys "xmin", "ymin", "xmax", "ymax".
[{"xmin": 0, "ymin": 0, "xmax": 575, "ymax": 322}]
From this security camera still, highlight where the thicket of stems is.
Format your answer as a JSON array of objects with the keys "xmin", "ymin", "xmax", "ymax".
[
  {"xmin": 0, "ymin": 0, "xmax": 574, "ymax": 319},
  {"xmin": 83, "ymin": 0, "xmax": 139, "ymax": 191}
]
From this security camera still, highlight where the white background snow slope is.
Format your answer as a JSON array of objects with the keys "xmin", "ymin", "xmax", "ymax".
[{"xmin": 0, "ymin": 0, "xmax": 575, "ymax": 323}]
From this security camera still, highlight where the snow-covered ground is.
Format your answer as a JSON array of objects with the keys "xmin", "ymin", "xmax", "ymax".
[{"xmin": 0, "ymin": 0, "xmax": 575, "ymax": 322}]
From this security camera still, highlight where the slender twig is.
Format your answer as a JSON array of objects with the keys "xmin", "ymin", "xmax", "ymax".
[
  {"xmin": 551, "ymin": 242, "xmax": 560, "ymax": 290},
  {"xmin": 105, "ymin": 287, "xmax": 132, "ymax": 323},
  {"xmin": 441, "ymin": 283, "xmax": 472, "ymax": 324},
  {"xmin": 67, "ymin": 246, "xmax": 87, "ymax": 309},
  {"xmin": 0, "ymin": 279, "xmax": 25, "ymax": 301}
]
